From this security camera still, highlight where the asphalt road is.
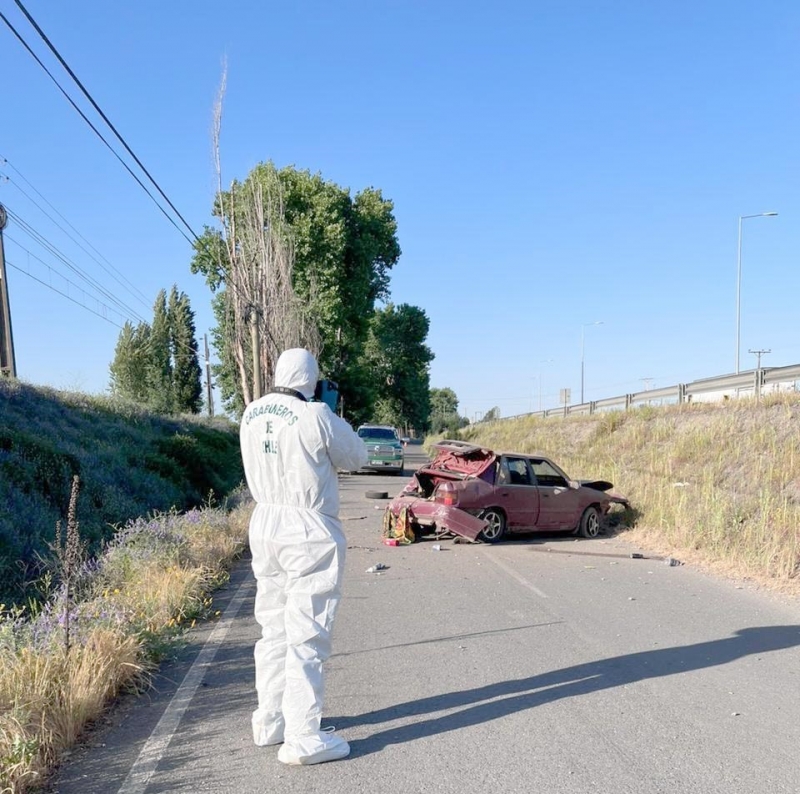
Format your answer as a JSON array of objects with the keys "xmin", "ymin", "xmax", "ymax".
[{"xmin": 52, "ymin": 448, "xmax": 800, "ymax": 793}]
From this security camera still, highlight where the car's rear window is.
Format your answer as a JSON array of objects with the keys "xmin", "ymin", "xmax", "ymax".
[{"xmin": 358, "ymin": 428, "xmax": 397, "ymax": 440}]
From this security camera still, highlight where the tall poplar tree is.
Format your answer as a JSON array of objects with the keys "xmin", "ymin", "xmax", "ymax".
[
  {"xmin": 109, "ymin": 288, "xmax": 203, "ymax": 414},
  {"xmin": 147, "ymin": 290, "xmax": 173, "ymax": 414},
  {"xmin": 109, "ymin": 321, "xmax": 151, "ymax": 402},
  {"xmin": 168, "ymin": 286, "xmax": 203, "ymax": 413}
]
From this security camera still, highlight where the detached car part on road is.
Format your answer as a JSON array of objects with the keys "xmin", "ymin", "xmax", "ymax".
[{"xmin": 386, "ymin": 440, "xmax": 629, "ymax": 543}]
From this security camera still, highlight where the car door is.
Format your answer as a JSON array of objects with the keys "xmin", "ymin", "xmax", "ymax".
[
  {"xmin": 530, "ymin": 458, "xmax": 583, "ymax": 529},
  {"xmin": 494, "ymin": 456, "xmax": 540, "ymax": 529}
]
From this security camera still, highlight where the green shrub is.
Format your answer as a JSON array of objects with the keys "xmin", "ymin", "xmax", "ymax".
[{"xmin": 0, "ymin": 380, "xmax": 243, "ymax": 604}]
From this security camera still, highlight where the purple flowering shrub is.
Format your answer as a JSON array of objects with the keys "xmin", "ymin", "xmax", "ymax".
[{"xmin": 0, "ymin": 497, "xmax": 252, "ymax": 793}]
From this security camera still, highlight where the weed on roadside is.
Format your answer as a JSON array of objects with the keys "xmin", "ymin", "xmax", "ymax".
[{"xmin": 0, "ymin": 489, "xmax": 252, "ymax": 794}]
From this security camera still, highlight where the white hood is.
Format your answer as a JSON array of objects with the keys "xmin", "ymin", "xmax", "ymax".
[{"xmin": 274, "ymin": 348, "xmax": 319, "ymax": 400}]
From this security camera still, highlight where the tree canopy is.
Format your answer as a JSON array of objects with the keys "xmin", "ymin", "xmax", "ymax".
[
  {"xmin": 109, "ymin": 287, "xmax": 203, "ymax": 414},
  {"xmin": 191, "ymin": 163, "xmax": 403, "ymax": 419},
  {"xmin": 363, "ymin": 303, "xmax": 434, "ymax": 432},
  {"xmin": 428, "ymin": 386, "xmax": 468, "ymax": 435}
]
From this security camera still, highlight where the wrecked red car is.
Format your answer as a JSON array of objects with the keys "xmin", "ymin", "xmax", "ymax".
[{"xmin": 387, "ymin": 440, "xmax": 629, "ymax": 543}]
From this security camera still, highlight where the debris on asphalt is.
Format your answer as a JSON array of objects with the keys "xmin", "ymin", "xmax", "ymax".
[
  {"xmin": 383, "ymin": 538, "xmax": 399, "ymax": 546},
  {"xmin": 432, "ymin": 544, "xmax": 442, "ymax": 551},
  {"xmin": 629, "ymin": 552, "xmax": 683, "ymax": 567},
  {"xmin": 365, "ymin": 563, "xmax": 388, "ymax": 573}
]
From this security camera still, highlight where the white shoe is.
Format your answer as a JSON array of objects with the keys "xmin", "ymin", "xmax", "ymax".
[
  {"xmin": 252, "ymin": 718, "xmax": 285, "ymax": 747},
  {"xmin": 277, "ymin": 731, "xmax": 350, "ymax": 765}
]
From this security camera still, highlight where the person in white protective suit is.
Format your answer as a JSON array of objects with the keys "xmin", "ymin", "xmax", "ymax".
[{"xmin": 239, "ymin": 348, "xmax": 368, "ymax": 766}]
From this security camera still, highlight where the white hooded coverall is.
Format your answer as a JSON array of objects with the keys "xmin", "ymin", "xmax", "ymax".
[{"xmin": 239, "ymin": 349, "xmax": 367, "ymax": 764}]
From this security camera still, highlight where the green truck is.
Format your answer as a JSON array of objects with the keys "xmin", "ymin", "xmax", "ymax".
[{"xmin": 356, "ymin": 424, "xmax": 405, "ymax": 476}]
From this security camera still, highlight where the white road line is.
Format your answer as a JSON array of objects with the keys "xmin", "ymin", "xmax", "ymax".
[
  {"xmin": 483, "ymin": 549, "xmax": 549, "ymax": 599},
  {"xmin": 117, "ymin": 578, "xmax": 252, "ymax": 794}
]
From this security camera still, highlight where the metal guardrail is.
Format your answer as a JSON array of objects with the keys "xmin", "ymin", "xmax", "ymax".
[
  {"xmin": 764, "ymin": 364, "xmax": 800, "ymax": 385},
  {"xmin": 504, "ymin": 363, "xmax": 800, "ymax": 421}
]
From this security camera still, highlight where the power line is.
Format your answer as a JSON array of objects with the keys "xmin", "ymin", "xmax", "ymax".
[
  {"xmin": 6, "ymin": 258, "xmax": 126, "ymax": 329},
  {"xmin": 10, "ymin": 0, "xmax": 199, "ymax": 242},
  {"xmin": 5, "ymin": 207, "xmax": 145, "ymax": 322},
  {"xmin": 7, "ymin": 231, "xmax": 143, "ymax": 325},
  {"xmin": 0, "ymin": 9, "xmax": 194, "ymax": 245},
  {"xmin": 4, "ymin": 207, "xmax": 146, "ymax": 324},
  {"xmin": 9, "ymin": 241, "xmax": 204, "ymax": 360},
  {"xmin": 0, "ymin": 158, "xmax": 152, "ymax": 308}
]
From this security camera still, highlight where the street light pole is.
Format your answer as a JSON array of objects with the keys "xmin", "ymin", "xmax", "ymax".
[
  {"xmin": 580, "ymin": 322, "xmax": 603, "ymax": 404},
  {"xmin": 736, "ymin": 211, "xmax": 777, "ymax": 374}
]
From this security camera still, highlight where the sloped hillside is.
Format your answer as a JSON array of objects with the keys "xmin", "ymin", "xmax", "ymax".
[
  {"xmin": 0, "ymin": 379, "xmax": 243, "ymax": 602},
  {"xmin": 459, "ymin": 395, "xmax": 800, "ymax": 592}
]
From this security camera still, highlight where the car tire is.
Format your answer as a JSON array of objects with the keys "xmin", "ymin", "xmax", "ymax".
[
  {"xmin": 365, "ymin": 490, "xmax": 389, "ymax": 500},
  {"xmin": 577, "ymin": 506, "xmax": 600, "ymax": 538},
  {"xmin": 479, "ymin": 508, "xmax": 506, "ymax": 543}
]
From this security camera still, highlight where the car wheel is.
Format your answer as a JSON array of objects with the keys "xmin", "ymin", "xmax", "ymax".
[
  {"xmin": 479, "ymin": 508, "xmax": 506, "ymax": 543},
  {"xmin": 577, "ymin": 506, "xmax": 600, "ymax": 538}
]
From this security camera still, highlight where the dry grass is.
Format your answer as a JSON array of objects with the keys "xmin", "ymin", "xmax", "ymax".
[
  {"xmin": 461, "ymin": 394, "xmax": 800, "ymax": 595},
  {"xmin": 0, "ymin": 628, "xmax": 142, "ymax": 784},
  {"xmin": 0, "ymin": 499, "xmax": 252, "ymax": 793}
]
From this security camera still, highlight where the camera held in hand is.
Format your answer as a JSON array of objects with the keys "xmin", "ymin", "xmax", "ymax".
[{"xmin": 314, "ymin": 379, "xmax": 339, "ymax": 411}]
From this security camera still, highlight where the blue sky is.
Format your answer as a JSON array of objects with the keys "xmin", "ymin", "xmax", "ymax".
[{"xmin": 0, "ymin": 0, "xmax": 797, "ymax": 419}]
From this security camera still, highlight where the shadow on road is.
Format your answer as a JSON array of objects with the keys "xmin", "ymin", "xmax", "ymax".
[
  {"xmin": 332, "ymin": 621, "xmax": 564, "ymax": 659},
  {"xmin": 339, "ymin": 625, "xmax": 800, "ymax": 756}
]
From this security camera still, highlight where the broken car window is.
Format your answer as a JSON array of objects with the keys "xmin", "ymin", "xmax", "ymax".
[
  {"xmin": 530, "ymin": 459, "xmax": 568, "ymax": 488},
  {"xmin": 500, "ymin": 457, "xmax": 532, "ymax": 486}
]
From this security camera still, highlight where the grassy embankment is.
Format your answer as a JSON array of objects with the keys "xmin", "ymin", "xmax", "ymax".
[
  {"xmin": 0, "ymin": 380, "xmax": 252, "ymax": 793},
  {"xmin": 457, "ymin": 394, "xmax": 800, "ymax": 593}
]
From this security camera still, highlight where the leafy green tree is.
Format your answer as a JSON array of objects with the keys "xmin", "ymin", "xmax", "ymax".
[
  {"xmin": 430, "ymin": 387, "xmax": 459, "ymax": 417},
  {"xmin": 147, "ymin": 290, "xmax": 174, "ymax": 414},
  {"xmin": 109, "ymin": 321, "xmax": 151, "ymax": 402},
  {"xmin": 429, "ymin": 387, "xmax": 468, "ymax": 435},
  {"xmin": 482, "ymin": 406, "xmax": 501, "ymax": 422},
  {"xmin": 109, "ymin": 288, "xmax": 203, "ymax": 415},
  {"xmin": 363, "ymin": 303, "xmax": 433, "ymax": 433},
  {"xmin": 168, "ymin": 286, "xmax": 203, "ymax": 413},
  {"xmin": 191, "ymin": 163, "xmax": 401, "ymax": 418}
]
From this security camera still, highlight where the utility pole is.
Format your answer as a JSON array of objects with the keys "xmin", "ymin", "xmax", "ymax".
[
  {"xmin": 0, "ymin": 204, "xmax": 17, "ymax": 378},
  {"xmin": 748, "ymin": 349, "xmax": 770, "ymax": 402},
  {"xmin": 204, "ymin": 333, "xmax": 214, "ymax": 417}
]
